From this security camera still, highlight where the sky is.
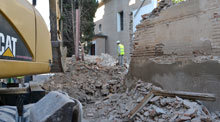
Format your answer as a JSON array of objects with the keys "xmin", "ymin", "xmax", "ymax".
[
  {"xmin": 27, "ymin": 0, "xmax": 157, "ymax": 32},
  {"xmin": 133, "ymin": 0, "xmax": 157, "ymax": 32},
  {"xmin": 27, "ymin": 0, "xmax": 50, "ymax": 30}
]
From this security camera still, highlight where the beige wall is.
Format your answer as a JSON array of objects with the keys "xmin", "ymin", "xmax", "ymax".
[
  {"xmin": 94, "ymin": 0, "xmax": 151, "ymax": 60},
  {"xmin": 95, "ymin": 38, "xmax": 106, "ymax": 55}
]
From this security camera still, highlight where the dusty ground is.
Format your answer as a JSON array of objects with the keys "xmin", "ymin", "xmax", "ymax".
[{"xmin": 43, "ymin": 54, "xmax": 220, "ymax": 122}]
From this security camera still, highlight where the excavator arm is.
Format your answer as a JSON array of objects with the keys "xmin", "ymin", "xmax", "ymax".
[{"xmin": 49, "ymin": 0, "xmax": 67, "ymax": 72}]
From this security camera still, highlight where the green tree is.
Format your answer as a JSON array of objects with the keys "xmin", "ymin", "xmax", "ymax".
[
  {"xmin": 80, "ymin": 0, "xmax": 98, "ymax": 53},
  {"xmin": 62, "ymin": 0, "xmax": 98, "ymax": 56},
  {"xmin": 62, "ymin": 0, "xmax": 74, "ymax": 57},
  {"xmin": 80, "ymin": 0, "xmax": 98, "ymax": 43}
]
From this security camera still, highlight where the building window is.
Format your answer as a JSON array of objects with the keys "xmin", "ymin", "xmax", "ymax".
[
  {"xmin": 99, "ymin": 24, "xmax": 102, "ymax": 32},
  {"xmin": 117, "ymin": 11, "xmax": 124, "ymax": 32}
]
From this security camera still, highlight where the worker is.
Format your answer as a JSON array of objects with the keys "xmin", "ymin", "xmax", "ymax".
[
  {"xmin": 16, "ymin": 76, "xmax": 24, "ymax": 87},
  {"xmin": 117, "ymin": 40, "xmax": 125, "ymax": 66}
]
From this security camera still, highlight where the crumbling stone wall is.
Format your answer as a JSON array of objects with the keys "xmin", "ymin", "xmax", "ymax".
[{"xmin": 129, "ymin": 0, "xmax": 220, "ymax": 111}]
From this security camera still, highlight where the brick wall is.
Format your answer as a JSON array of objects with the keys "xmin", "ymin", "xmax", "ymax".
[
  {"xmin": 132, "ymin": 0, "xmax": 220, "ymax": 58},
  {"xmin": 129, "ymin": 0, "xmax": 220, "ymax": 111}
]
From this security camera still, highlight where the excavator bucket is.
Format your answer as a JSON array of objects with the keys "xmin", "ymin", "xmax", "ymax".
[
  {"xmin": 49, "ymin": 0, "xmax": 67, "ymax": 72},
  {"xmin": 30, "ymin": 91, "xmax": 82, "ymax": 122},
  {"xmin": 0, "ymin": 91, "xmax": 82, "ymax": 122}
]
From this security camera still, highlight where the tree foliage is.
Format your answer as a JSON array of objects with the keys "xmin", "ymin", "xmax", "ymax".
[
  {"xmin": 62, "ymin": 0, "xmax": 74, "ymax": 56},
  {"xmin": 80, "ymin": 0, "xmax": 98, "ymax": 43},
  {"xmin": 62, "ymin": 0, "xmax": 98, "ymax": 56}
]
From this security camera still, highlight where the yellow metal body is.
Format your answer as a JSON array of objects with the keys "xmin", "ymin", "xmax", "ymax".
[{"xmin": 0, "ymin": 0, "xmax": 52, "ymax": 78}]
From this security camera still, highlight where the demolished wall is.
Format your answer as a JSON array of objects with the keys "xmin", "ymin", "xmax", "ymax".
[{"xmin": 129, "ymin": 0, "xmax": 220, "ymax": 111}]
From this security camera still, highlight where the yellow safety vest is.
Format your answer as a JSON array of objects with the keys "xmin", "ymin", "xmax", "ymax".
[
  {"xmin": 118, "ymin": 44, "xmax": 125, "ymax": 55},
  {"xmin": 17, "ymin": 76, "xmax": 24, "ymax": 79}
]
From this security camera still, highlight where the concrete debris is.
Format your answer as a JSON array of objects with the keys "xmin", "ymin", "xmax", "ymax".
[
  {"xmin": 152, "ymin": 105, "xmax": 166, "ymax": 114},
  {"xmin": 176, "ymin": 116, "xmax": 191, "ymax": 121},
  {"xmin": 84, "ymin": 53, "xmax": 117, "ymax": 67},
  {"xmin": 184, "ymin": 108, "xmax": 197, "ymax": 117},
  {"xmin": 169, "ymin": 114, "xmax": 178, "ymax": 122},
  {"xmin": 86, "ymin": 112, "xmax": 94, "ymax": 117},
  {"xmin": 150, "ymin": 96, "xmax": 161, "ymax": 102},
  {"xmin": 137, "ymin": 96, "xmax": 144, "ymax": 103},
  {"xmin": 43, "ymin": 55, "xmax": 220, "ymax": 122},
  {"xmin": 128, "ymin": 92, "xmax": 154, "ymax": 119},
  {"xmin": 144, "ymin": 111, "xmax": 149, "ymax": 117}
]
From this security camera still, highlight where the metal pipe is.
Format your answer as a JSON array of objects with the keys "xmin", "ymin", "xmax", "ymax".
[
  {"xmin": 75, "ymin": 8, "xmax": 80, "ymax": 60},
  {"xmin": 75, "ymin": 0, "xmax": 80, "ymax": 61}
]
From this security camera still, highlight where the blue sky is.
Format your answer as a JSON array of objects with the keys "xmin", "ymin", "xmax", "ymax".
[{"xmin": 133, "ymin": 0, "xmax": 157, "ymax": 32}]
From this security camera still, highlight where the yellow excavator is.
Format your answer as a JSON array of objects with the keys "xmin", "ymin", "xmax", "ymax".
[{"xmin": 0, "ymin": 0, "xmax": 81, "ymax": 121}]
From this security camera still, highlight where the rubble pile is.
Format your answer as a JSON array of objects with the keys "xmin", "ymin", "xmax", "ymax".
[
  {"xmin": 83, "ymin": 80, "xmax": 220, "ymax": 122},
  {"xmin": 132, "ymin": 95, "xmax": 217, "ymax": 122},
  {"xmin": 44, "ymin": 54, "xmax": 126, "ymax": 105},
  {"xmin": 44, "ymin": 54, "xmax": 220, "ymax": 121},
  {"xmin": 83, "ymin": 80, "xmax": 158, "ymax": 121},
  {"xmin": 84, "ymin": 53, "xmax": 117, "ymax": 67}
]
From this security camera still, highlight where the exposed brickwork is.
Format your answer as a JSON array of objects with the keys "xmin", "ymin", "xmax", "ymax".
[
  {"xmin": 132, "ymin": 0, "xmax": 220, "ymax": 58},
  {"xmin": 129, "ymin": 0, "xmax": 220, "ymax": 111}
]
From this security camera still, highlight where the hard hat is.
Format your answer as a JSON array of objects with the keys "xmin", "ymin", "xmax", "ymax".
[{"xmin": 116, "ymin": 40, "xmax": 120, "ymax": 44}]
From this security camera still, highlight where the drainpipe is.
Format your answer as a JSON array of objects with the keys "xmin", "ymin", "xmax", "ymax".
[{"xmin": 75, "ymin": 0, "xmax": 80, "ymax": 61}]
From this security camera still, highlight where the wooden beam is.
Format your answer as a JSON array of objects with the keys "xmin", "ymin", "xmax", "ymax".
[
  {"xmin": 127, "ymin": 92, "xmax": 154, "ymax": 120},
  {"xmin": 152, "ymin": 90, "xmax": 216, "ymax": 101}
]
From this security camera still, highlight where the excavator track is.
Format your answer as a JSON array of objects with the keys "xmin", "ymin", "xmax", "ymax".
[{"xmin": 0, "ymin": 104, "xmax": 32, "ymax": 122}]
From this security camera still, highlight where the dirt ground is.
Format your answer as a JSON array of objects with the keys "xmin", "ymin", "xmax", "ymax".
[{"xmin": 43, "ymin": 54, "xmax": 220, "ymax": 122}]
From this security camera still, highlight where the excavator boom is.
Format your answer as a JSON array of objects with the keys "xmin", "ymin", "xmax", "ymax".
[{"xmin": 49, "ymin": 0, "xmax": 67, "ymax": 72}]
